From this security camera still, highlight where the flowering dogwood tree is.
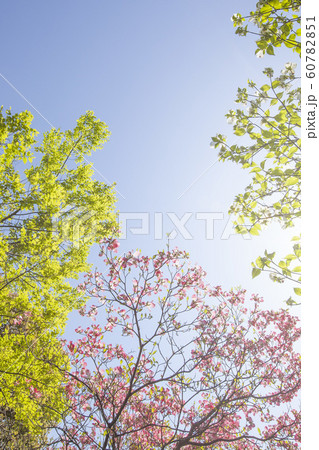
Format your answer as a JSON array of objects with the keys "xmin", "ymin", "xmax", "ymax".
[
  {"xmin": 211, "ymin": 63, "xmax": 301, "ymax": 305},
  {"xmin": 46, "ymin": 239, "xmax": 300, "ymax": 449},
  {"xmin": 231, "ymin": 0, "xmax": 301, "ymax": 58},
  {"xmin": 212, "ymin": 1, "xmax": 301, "ymax": 305}
]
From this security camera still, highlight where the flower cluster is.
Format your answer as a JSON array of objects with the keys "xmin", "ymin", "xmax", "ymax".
[{"xmin": 50, "ymin": 241, "xmax": 300, "ymax": 449}]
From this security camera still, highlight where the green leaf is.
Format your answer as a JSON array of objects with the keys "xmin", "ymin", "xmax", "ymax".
[
  {"xmin": 275, "ymin": 110, "xmax": 287, "ymax": 123},
  {"xmin": 284, "ymin": 177, "xmax": 299, "ymax": 186},
  {"xmin": 252, "ymin": 268, "xmax": 261, "ymax": 278},
  {"xmin": 265, "ymin": 251, "xmax": 275, "ymax": 260},
  {"xmin": 294, "ymin": 287, "xmax": 301, "ymax": 296},
  {"xmin": 250, "ymin": 225, "xmax": 261, "ymax": 236},
  {"xmin": 234, "ymin": 128, "xmax": 246, "ymax": 136},
  {"xmin": 261, "ymin": 84, "xmax": 270, "ymax": 92},
  {"xmin": 255, "ymin": 172, "xmax": 264, "ymax": 182},
  {"xmin": 286, "ymin": 297, "xmax": 297, "ymax": 306},
  {"xmin": 290, "ymin": 112, "xmax": 301, "ymax": 126},
  {"xmin": 266, "ymin": 45, "xmax": 275, "ymax": 55},
  {"xmin": 262, "ymin": 129, "xmax": 273, "ymax": 139},
  {"xmin": 255, "ymin": 257, "xmax": 263, "ymax": 268}
]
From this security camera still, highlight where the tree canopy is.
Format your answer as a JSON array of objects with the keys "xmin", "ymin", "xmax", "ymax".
[
  {"xmin": 0, "ymin": 0, "xmax": 302, "ymax": 446},
  {"xmin": 0, "ymin": 108, "xmax": 117, "ymax": 445},
  {"xmin": 44, "ymin": 240, "xmax": 300, "ymax": 449},
  {"xmin": 212, "ymin": 1, "xmax": 301, "ymax": 304},
  {"xmin": 231, "ymin": 0, "xmax": 301, "ymax": 57}
]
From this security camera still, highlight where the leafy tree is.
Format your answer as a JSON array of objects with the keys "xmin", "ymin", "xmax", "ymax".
[
  {"xmin": 0, "ymin": 290, "xmax": 69, "ymax": 448},
  {"xmin": 211, "ymin": 64, "xmax": 300, "ymax": 303},
  {"xmin": 46, "ymin": 239, "xmax": 300, "ymax": 449},
  {"xmin": 0, "ymin": 107, "xmax": 117, "ymax": 317},
  {"xmin": 0, "ymin": 405, "xmax": 47, "ymax": 450},
  {"xmin": 212, "ymin": 2, "xmax": 301, "ymax": 305},
  {"xmin": 231, "ymin": 0, "xmax": 301, "ymax": 57},
  {"xmin": 0, "ymin": 108, "xmax": 117, "ymax": 443}
]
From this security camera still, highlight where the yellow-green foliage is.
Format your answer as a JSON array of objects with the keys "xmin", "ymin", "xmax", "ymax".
[
  {"xmin": 0, "ymin": 291, "xmax": 68, "ymax": 443},
  {"xmin": 232, "ymin": 0, "xmax": 301, "ymax": 57},
  {"xmin": 213, "ymin": 1, "xmax": 301, "ymax": 305},
  {"xmin": 0, "ymin": 108, "xmax": 117, "ymax": 440}
]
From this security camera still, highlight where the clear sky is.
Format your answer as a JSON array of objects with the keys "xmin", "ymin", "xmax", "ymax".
[{"xmin": 0, "ymin": 0, "xmax": 300, "ymax": 313}]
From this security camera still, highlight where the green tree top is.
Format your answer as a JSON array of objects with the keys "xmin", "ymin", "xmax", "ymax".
[
  {"xmin": 0, "ymin": 108, "xmax": 117, "ymax": 329},
  {"xmin": 211, "ymin": 65, "xmax": 300, "ymax": 303},
  {"xmin": 231, "ymin": 0, "xmax": 301, "ymax": 57},
  {"xmin": 212, "ymin": 1, "xmax": 301, "ymax": 304},
  {"xmin": 0, "ymin": 108, "xmax": 117, "ymax": 443}
]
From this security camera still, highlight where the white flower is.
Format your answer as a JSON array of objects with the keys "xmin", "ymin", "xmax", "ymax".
[
  {"xmin": 249, "ymin": 15, "xmax": 259, "ymax": 25},
  {"xmin": 227, "ymin": 110, "xmax": 237, "ymax": 125},
  {"xmin": 256, "ymin": 50, "xmax": 264, "ymax": 58},
  {"xmin": 281, "ymin": 62, "xmax": 297, "ymax": 75},
  {"xmin": 284, "ymin": 83, "xmax": 292, "ymax": 92},
  {"xmin": 227, "ymin": 116, "xmax": 237, "ymax": 125},
  {"xmin": 231, "ymin": 13, "xmax": 242, "ymax": 23},
  {"xmin": 286, "ymin": 62, "xmax": 297, "ymax": 70}
]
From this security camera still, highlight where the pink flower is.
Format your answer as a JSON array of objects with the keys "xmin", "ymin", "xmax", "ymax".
[{"xmin": 107, "ymin": 239, "xmax": 120, "ymax": 252}]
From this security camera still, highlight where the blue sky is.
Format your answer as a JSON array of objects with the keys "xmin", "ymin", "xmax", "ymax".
[{"xmin": 0, "ymin": 0, "xmax": 301, "ymax": 311}]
